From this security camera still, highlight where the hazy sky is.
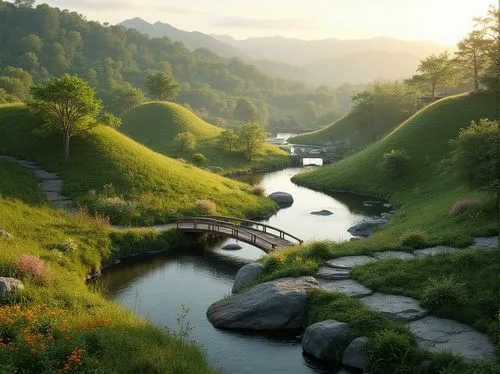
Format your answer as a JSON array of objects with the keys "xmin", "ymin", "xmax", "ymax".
[{"xmin": 43, "ymin": 0, "xmax": 496, "ymax": 44}]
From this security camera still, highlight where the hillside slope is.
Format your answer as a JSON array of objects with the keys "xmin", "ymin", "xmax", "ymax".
[
  {"xmin": 0, "ymin": 104, "xmax": 277, "ymax": 224},
  {"xmin": 120, "ymin": 102, "xmax": 288, "ymax": 173},
  {"xmin": 293, "ymin": 93, "xmax": 498, "ymax": 243}
]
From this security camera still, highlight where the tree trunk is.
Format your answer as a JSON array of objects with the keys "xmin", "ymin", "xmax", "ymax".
[
  {"xmin": 63, "ymin": 133, "xmax": 71, "ymax": 161},
  {"xmin": 473, "ymin": 55, "xmax": 479, "ymax": 92}
]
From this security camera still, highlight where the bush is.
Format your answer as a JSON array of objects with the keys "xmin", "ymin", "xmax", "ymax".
[
  {"xmin": 57, "ymin": 238, "xmax": 78, "ymax": 253},
  {"xmin": 192, "ymin": 153, "xmax": 208, "ymax": 166},
  {"xmin": 15, "ymin": 254, "xmax": 49, "ymax": 283},
  {"xmin": 450, "ymin": 118, "xmax": 500, "ymax": 193},
  {"xmin": 378, "ymin": 149, "xmax": 410, "ymax": 178},
  {"xmin": 195, "ymin": 199, "xmax": 216, "ymax": 215},
  {"xmin": 250, "ymin": 185, "xmax": 265, "ymax": 196},
  {"xmin": 400, "ymin": 230, "xmax": 427, "ymax": 249},
  {"xmin": 450, "ymin": 198, "xmax": 482, "ymax": 216},
  {"xmin": 307, "ymin": 241, "xmax": 332, "ymax": 260},
  {"xmin": 421, "ymin": 277, "xmax": 468, "ymax": 315}
]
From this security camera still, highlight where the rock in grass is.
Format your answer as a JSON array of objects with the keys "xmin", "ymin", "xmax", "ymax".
[
  {"xmin": 267, "ymin": 192, "xmax": 294, "ymax": 207},
  {"xmin": 342, "ymin": 336, "xmax": 368, "ymax": 369},
  {"xmin": 360, "ymin": 293, "xmax": 427, "ymax": 322},
  {"xmin": 0, "ymin": 277, "xmax": 24, "ymax": 298},
  {"xmin": 348, "ymin": 219, "xmax": 387, "ymax": 237},
  {"xmin": 232, "ymin": 262, "xmax": 264, "ymax": 294},
  {"xmin": 207, "ymin": 276, "xmax": 319, "ymax": 330},
  {"xmin": 0, "ymin": 229, "xmax": 12, "ymax": 238},
  {"xmin": 302, "ymin": 320, "xmax": 350, "ymax": 361}
]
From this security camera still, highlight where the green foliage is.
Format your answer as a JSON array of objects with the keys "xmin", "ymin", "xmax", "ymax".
[
  {"xmin": 407, "ymin": 52, "xmax": 458, "ymax": 97},
  {"xmin": 421, "ymin": 277, "xmax": 468, "ymax": 315},
  {"xmin": 234, "ymin": 97, "xmax": 260, "ymax": 123},
  {"xmin": 378, "ymin": 149, "xmax": 410, "ymax": 178},
  {"xmin": 192, "ymin": 153, "xmax": 208, "ymax": 166},
  {"xmin": 0, "ymin": 66, "xmax": 33, "ymax": 101},
  {"xmin": 176, "ymin": 131, "xmax": 197, "ymax": 152},
  {"xmin": 450, "ymin": 118, "xmax": 500, "ymax": 193},
  {"xmin": 145, "ymin": 72, "xmax": 180, "ymax": 101},
  {"xmin": 400, "ymin": 230, "xmax": 427, "ymax": 249},
  {"xmin": 109, "ymin": 83, "xmax": 146, "ymax": 114},
  {"xmin": 217, "ymin": 128, "xmax": 239, "ymax": 152},
  {"xmin": 238, "ymin": 122, "xmax": 268, "ymax": 161},
  {"xmin": 455, "ymin": 30, "xmax": 490, "ymax": 91}
]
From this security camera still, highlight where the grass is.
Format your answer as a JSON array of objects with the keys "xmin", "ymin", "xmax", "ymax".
[
  {"xmin": 0, "ymin": 157, "xmax": 217, "ymax": 373},
  {"xmin": 0, "ymin": 103, "xmax": 278, "ymax": 225},
  {"xmin": 120, "ymin": 101, "xmax": 289, "ymax": 175}
]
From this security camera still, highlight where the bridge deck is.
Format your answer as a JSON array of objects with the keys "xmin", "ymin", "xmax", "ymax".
[{"xmin": 177, "ymin": 216, "xmax": 301, "ymax": 252}]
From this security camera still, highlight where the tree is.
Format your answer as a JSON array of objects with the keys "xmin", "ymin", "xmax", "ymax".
[
  {"xmin": 14, "ymin": 0, "xmax": 35, "ymax": 8},
  {"xmin": 176, "ymin": 131, "xmax": 196, "ymax": 152},
  {"xmin": 408, "ymin": 52, "xmax": 458, "ymax": 97},
  {"xmin": 234, "ymin": 97, "xmax": 260, "ymax": 123},
  {"xmin": 110, "ymin": 83, "xmax": 145, "ymax": 114},
  {"xmin": 474, "ymin": 6, "xmax": 500, "ymax": 92},
  {"xmin": 29, "ymin": 74, "xmax": 120, "ymax": 160},
  {"xmin": 0, "ymin": 67, "xmax": 33, "ymax": 101},
  {"xmin": 146, "ymin": 72, "xmax": 179, "ymax": 101},
  {"xmin": 455, "ymin": 31, "xmax": 489, "ymax": 91},
  {"xmin": 238, "ymin": 122, "xmax": 268, "ymax": 161},
  {"xmin": 217, "ymin": 129, "xmax": 239, "ymax": 152}
]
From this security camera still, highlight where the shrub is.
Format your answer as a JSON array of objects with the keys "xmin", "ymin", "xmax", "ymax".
[
  {"xmin": 192, "ymin": 153, "xmax": 208, "ymax": 166},
  {"xmin": 400, "ymin": 230, "xmax": 427, "ymax": 249},
  {"xmin": 421, "ymin": 277, "xmax": 468, "ymax": 315},
  {"xmin": 176, "ymin": 131, "xmax": 196, "ymax": 152},
  {"xmin": 378, "ymin": 149, "xmax": 410, "ymax": 178},
  {"xmin": 450, "ymin": 198, "xmax": 482, "ymax": 216},
  {"xmin": 195, "ymin": 199, "xmax": 216, "ymax": 215},
  {"xmin": 57, "ymin": 238, "xmax": 78, "ymax": 253},
  {"xmin": 307, "ymin": 241, "xmax": 332, "ymax": 260},
  {"xmin": 450, "ymin": 118, "xmax": 500, "ymax": 193},
  {"xmin": 250, "ymin": 185, "xmax": 265, "ymax": 196},
  {"xmin": 15, "ymin": 254, "xmax": 49, "ymax": 283}
]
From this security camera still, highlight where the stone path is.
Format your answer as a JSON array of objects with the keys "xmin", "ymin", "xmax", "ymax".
[{"xmin": 315, "ymin": 240, "xmax": 499, "ymax": 361}]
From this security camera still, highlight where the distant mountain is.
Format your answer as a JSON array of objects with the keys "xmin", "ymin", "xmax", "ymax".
[{"xmin": 119, "ymin": 18, "xmax": 247, "ymax": 59}]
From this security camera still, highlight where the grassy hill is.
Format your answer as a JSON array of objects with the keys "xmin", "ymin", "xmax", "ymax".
[
  {"xmin": 293, "ymin": 93, "xmax": 498, "ymax": 244},
  {"xmin": 0, "ymin": 104, "xmax": 277, "ymax": 225},
  {"xmin": 120, "ymin": 102, "xmax": 289, "ymax": 174}
]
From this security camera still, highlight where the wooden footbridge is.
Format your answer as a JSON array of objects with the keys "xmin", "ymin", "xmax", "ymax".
[{"xmin": 177, "ymin": 216, "xmax": 303, "ymax": 252}]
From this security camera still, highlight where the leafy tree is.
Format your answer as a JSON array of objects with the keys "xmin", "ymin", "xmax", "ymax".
[
  {"xmin": 450, "ymin": 119, "xmax": 500, "ymax": 193},
  {"xmin": 0, "ymin": 66, "xmax": 33, "ymax": 101},
  {"xmin": 407, "ymin": 52, "xmax": 458, "ymax": 97},
  {"xmin": 14, "ymin": 0, "xmax": 35, "ymax": 8},
  {"xmin": 176, "ymin": 131, "xmax": 196, "ymax": 152},
  {"xmin": 238, "ymin": 122, "xmax": 268, "ymax": 161},
  {"xmin": 378, "ymin": 149, "xmax": 411, "ymax": 178},
  {"xmin": 455, "ymin": 31, "xmax": 489, "ymax": 91},
  {"xmin": 217, "ymin": 129, "xmax": 239, "ymax": 152},
  {"xmin": 474, "ymin": 6, "xmax": 500, "ymax": 92},
  {"xmin": 29, "ymin": 74, "xmax": 120, "ymax": 160},
  {"xmin": 146, "ymin": 72, "xmax": 179, "ymax": 101},
  {"xmin": 110, "ymin": 83, "xmax": 145, "ymax": 114},
  {"xmin": 234, "ymin": 97, "xmax": 260, "ymax": 123}
]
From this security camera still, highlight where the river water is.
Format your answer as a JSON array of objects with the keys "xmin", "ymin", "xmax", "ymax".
[{"xmin": 101, "ymin": 167, "xmax": 389, "ymax": 374}]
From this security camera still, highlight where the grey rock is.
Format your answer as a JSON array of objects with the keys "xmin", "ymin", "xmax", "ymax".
[
  {"xmin": 413, "ymin": 246, "xmax": 459, "ymax": 258},
  {"xmin": 380, "ymin": 213, "xmax": 392, "ymax": 220},
  {"xmin": 232, "ymin": 262, "xmax": 264, "ymax": 294},
  {"xmin": 342, "ymin": 336, "xmax": 368, "ymax": 369},
  {"xmin": 267, "ymin": 191, "xmax": 294, "ymax": 207},
  {"xmin": 326, "ymin": 256, "xmax": 377, "ymax": 269},
  {"xmin": 348, "ymin": 219, "xmax": 387, "ymax": 237},
  {"xmin": 302, "ymin": 320, "xmax": 350, "ymax": 361},
  {"xmin": 40, "ymin": 179, "xmax": 63, "ymax": 192},
  {"xmin": 310, "ymin": 210, "xmax": 333, "ymax": 216},
  {"xmin": 32, "ymin": 169, "xmax": 60, "ymax": 180},
  {"xmin": 316, "ymin": 266, "xmax": 351, "ymax": 280},
  {"xmin": 222, "ymin": 243, "xmax": 242, "ymax": 251},
  {"xmin": 408, "ymin": 316, "xmax": 495, "ymax": 360},
  {"xmin": 0, "ymin": 277, "xmax": 24, "ymax": 298},
  {"xmin": 372, "ymin": 251, "xmax": 415, "ymax": 260},
  {"xmin": 468, "ymin": 237, "xmax": 499, "ymax": 251},
  {"xmin": 0, "ymin": 229, "xmax": 12, "ymax": 238},
  {"xmin": 360, "ymin": 293, "xmax": 428, "ymax": 322},
  {"xmin": 319, "ymin": 279, "xmax": 373, "ymax": 297},
  {"xmin": 383, "ymin": 203, "xmax": 393, "ymax": 208},
  {"xmin": 207, "ymin": 276, "xmax": 319, "ymax": 330}
]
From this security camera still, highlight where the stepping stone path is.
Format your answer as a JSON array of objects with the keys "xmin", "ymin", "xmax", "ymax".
[
  {"xmin": 1, "ymin": 156, "xmax": 73, "ymax": 210},
  {"xmin": 315, "ymin": 240, "xmax": 498, "ymax": 361}
]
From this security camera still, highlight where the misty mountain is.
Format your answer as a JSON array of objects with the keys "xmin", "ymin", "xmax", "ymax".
[{"xmin": 119, "ymin": 18, "xmax": 247, "ymax": 59}]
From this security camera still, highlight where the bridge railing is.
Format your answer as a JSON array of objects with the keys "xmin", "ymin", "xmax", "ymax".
[
  {"xmin": 179, "ymin": 215, "xmax": 303, "ymax": 245},
  {"xmin": 177, "ymin": 216, "xmax": 283, "ymax": 249}
]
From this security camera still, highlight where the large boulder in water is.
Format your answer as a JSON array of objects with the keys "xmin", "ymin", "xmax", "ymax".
[
  {"xmin": 267, "ymin": 192, "xmax": 294, "ymax": 207},
  {"xmin": 348, "ymin": 218, "xmax": 388, "ymax": 237},
  {"xmin": 302, "ymin": 320, "xmax": 350, "ymax": 361},
  {"xmin": 232, "ymin": 262, "xmax": 264, "ymax": 294},
  {"xmin": 207, "ymin": 276, "xmax": 319, "ymax": 330}
]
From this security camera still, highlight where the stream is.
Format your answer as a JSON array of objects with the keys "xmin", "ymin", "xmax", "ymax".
[{"xmin": 100, "ymin": 167, "xmax": 390, "ymax": 374}]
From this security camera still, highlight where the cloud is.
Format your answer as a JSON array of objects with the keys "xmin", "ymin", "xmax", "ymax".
[{"xmin": 213, "ymin": 17, "xmax": 319, "ymax": 30}]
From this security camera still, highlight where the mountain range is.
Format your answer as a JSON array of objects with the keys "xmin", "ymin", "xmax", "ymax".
[{"xmin": 119, "ymin": 18, "xmax": 451, "ymax": 85}]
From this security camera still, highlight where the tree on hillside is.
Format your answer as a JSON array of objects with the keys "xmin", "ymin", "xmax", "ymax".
[
  {"xmin": 238, "ymin": 123, "xmax": 268, "ymax": 161},
  {"xmin": 176, "ymin": 131, "xmax": 196, "ymax": 152},
  {"xmin": 146, "ymin": 72, "xmax": 179, "ymax": 101},
  {"xmin": 234, "ymin": 97, "xmax": 260, "ymax": 123},
  {"xmin": 29, "ymin": 74, "xmax": 120, "ymax": 160},
  {"xmin": 0, "ymin": 67, "xmax": 33, "ymax": 101},
  {"xmin": 474, "ymin": 6, "xmax": 500, "ymax": 92},
  {"xmin": 455, "ymin": 31, "xmax": 489, "ymax": 91},
  {"xmin": 110, "ymin": 83, "xmax": 146, "ymax": 114},
  {"xmin": 217, "ymin": 129, "xmax": 239, "ymax": 152},
  {"xmin": 407, "ymin": 52, "xmax": 458, "ymax": 97}
]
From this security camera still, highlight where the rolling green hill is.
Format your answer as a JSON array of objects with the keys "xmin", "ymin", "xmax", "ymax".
[
  {"xmin": 120, "ymin": 101, "xmax": 289, "ymax": 173},
  {"xmin": 293, "ymin": 93, "xmax": 498, "ymax": 244},
  {"xmin": 289, "ymin": 115, "xmax": 356, "ymax": 147},
  {"xmin": 0, "ymin": 103, "xmax": 277, "ymax": 225}
]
